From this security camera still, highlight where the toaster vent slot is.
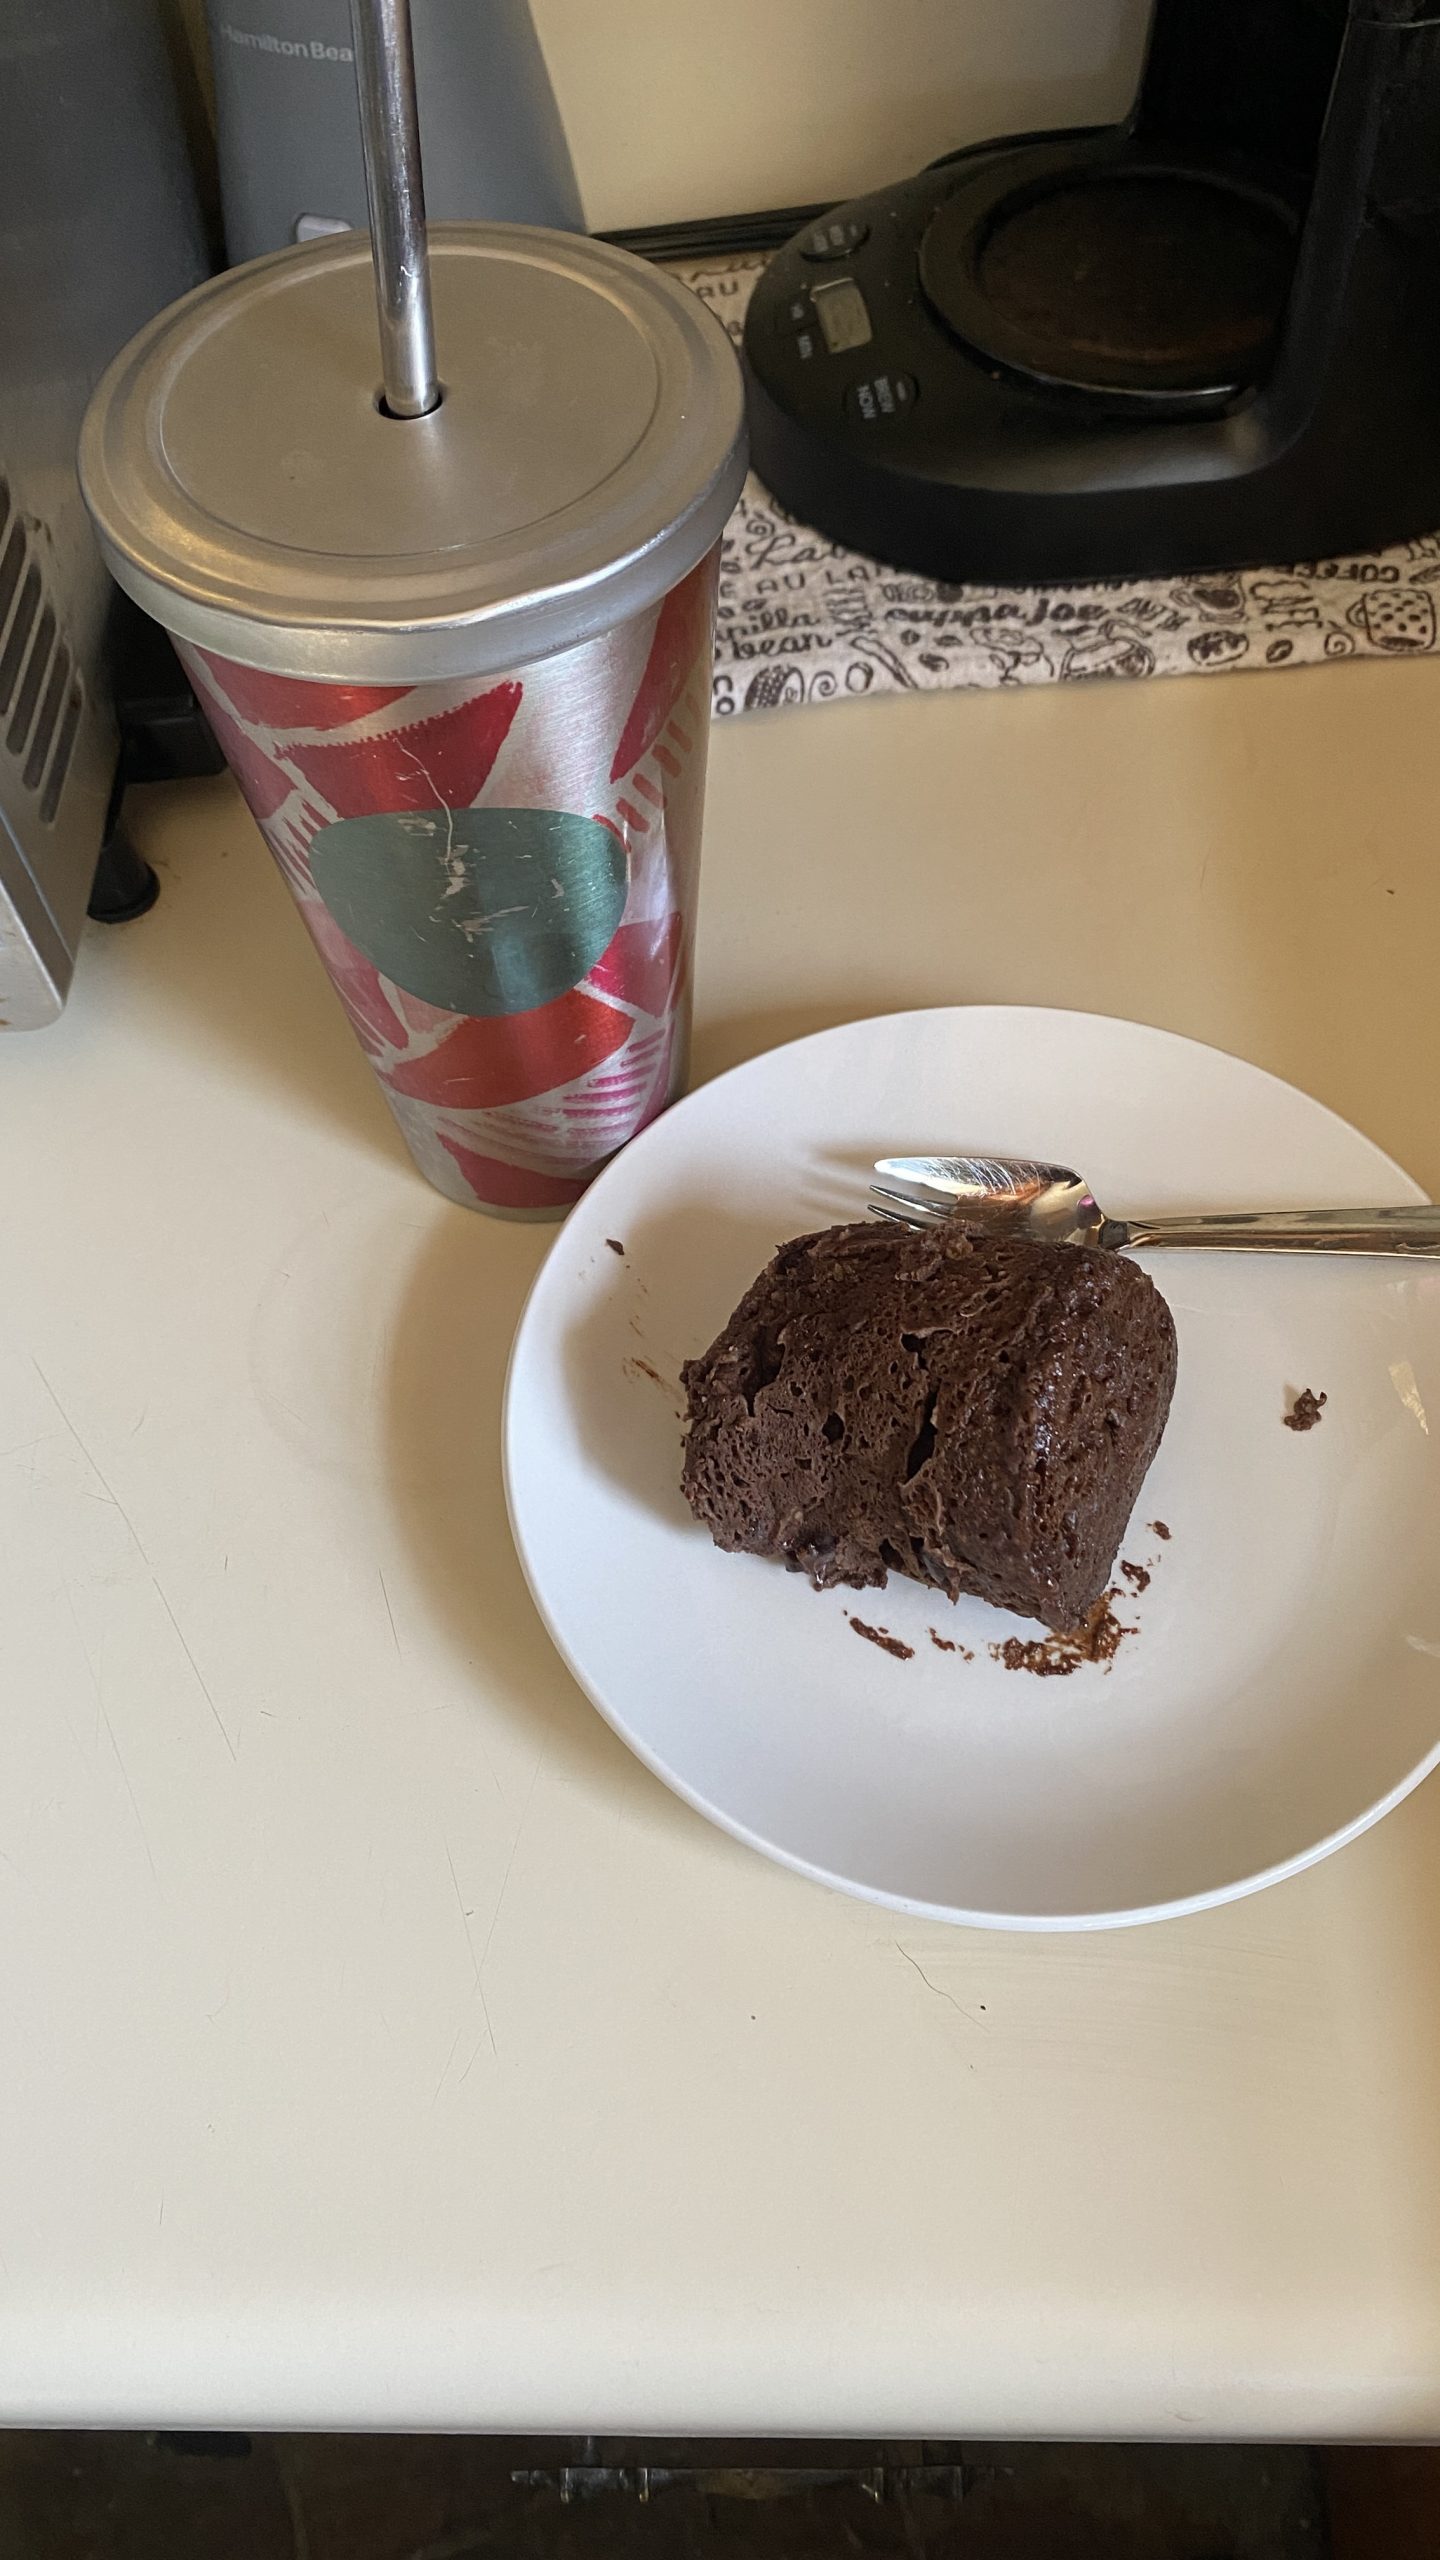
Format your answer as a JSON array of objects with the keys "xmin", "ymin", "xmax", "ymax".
[
  {"xmin": 0, "ymin": 524, "xmax": 28, "ymax": 663},
  {"xmin": 0, "ymin": 566, "xmax": 41, "ymax": 719},
  {"xmin": 0, "ymin": 468, "xmax": 87, "ymax": 826},
  {"xmin": 40, "ymin": 682, "xmax": 82, "ymax": 825},
  {"xmin": 24, "ymin": 640, "xmax": 70, "ymax": 792},
  {"xmin": 8, "ymin": 602, "xmax": 56, "ymax": 758}
]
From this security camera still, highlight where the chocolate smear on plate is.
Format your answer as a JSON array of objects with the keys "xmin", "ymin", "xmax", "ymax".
[
  {"xmin": 849, "ymin": 1616, "xmax": 914, "ymax": 1661},
  {"xmin": 990, "ymin": 1589, "xmax": 1137, "ymax": 1678},
  {"xmin": 929, "ymin": 1628, "xmax": 975, "ymax": 1659}
]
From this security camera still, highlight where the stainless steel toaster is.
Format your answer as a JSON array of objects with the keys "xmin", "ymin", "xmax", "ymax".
[{"xmin": 0, "ymin": 0, "xmax": 209, "ymax": 1026}]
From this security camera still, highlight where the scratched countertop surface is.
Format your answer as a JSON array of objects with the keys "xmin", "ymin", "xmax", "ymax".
[{"xmin": 4, "ymin": 658, "xmax": 1440, "ymax": 2433}]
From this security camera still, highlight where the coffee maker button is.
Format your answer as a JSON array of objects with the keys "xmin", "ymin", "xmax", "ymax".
[
  {"xmin": 844, "ymin": 371, "xmax": 918, "ymax": 424},
  {"xmin": 802, "ymin": 215, "xmax": 871, "ymax": 263}
]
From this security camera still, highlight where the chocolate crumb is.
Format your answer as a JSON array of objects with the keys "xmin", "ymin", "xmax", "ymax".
[
  {"xmin": 606, "ymin": 1237, "xmax": 626, "ymax": 1257},
  {"xmin": 928, "ymin": 1628, "xmax": 975, "ymax": 1660},
  {"xmin": 849, "ymin": 1616, "xmax": 914, "ymax": 1661},
  {"xmin": 1120, "ymin": 1558, "xmax": 1151, "ymax": 1593},
  {"xmin": 1149, "ymin": 1520, "xmax": 1171, "ymax": 1540},
  {"xmin": 1284, "ymin": 1387, "xmax": 1327, "ymax": 1432},
  {"xmin": 990, "ymin": 1589, "xmax": 1136, "ymax": 1678}
]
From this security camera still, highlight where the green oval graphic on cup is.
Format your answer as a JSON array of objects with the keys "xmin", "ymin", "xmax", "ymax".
[{"xmin": 308, "ymin": 807, "xmax": 628, "ymax": 1019}]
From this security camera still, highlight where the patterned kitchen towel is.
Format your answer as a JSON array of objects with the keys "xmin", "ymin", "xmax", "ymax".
[{"xmin": 680, "ymin": 256, "xmax": 1440, "ymax": 718}]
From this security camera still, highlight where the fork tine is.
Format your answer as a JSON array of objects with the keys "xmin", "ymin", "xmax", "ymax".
[
  {"xmin": 868, "ymin": 1181, "xmax": 954, "ymax": 1221},
  {"xmin": 867, "ymin": 1185, "xmax": 951, "ymax": 1230}
]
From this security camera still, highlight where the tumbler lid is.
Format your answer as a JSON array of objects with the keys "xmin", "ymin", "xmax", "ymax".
[{"xmin": 80, "ymin": 225, "xmax": 746, "ymax": 683}]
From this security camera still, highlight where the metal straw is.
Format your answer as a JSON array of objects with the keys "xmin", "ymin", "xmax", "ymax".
[{"xmin": 349, "ymin": 0, "xmax": 440, "ymax": 417}]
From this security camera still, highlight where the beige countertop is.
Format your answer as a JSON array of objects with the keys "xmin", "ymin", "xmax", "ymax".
[{"xmin": 2, "ymin": 656, "xmax": 1439, "ymax": 2433}]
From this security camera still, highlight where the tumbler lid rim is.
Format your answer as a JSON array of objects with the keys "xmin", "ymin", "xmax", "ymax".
[{"xmin": 80, "ymin": 224, "xmax": 747, "ymax": 682}]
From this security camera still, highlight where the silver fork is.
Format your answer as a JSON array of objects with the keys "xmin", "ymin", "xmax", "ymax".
[{"xmin": 868, "ymin": 1155, "xmax": 1440, "ymax": 1255}]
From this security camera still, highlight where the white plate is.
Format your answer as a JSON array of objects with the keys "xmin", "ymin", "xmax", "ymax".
[{"xmin": 505, "ymin": 1008, "xmax": 1440, "ymax": 1928}]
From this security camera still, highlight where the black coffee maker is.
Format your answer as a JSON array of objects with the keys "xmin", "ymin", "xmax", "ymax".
[{"xmin": 743, "ymin": 0, "xmax": 1440, "ymax": 582}]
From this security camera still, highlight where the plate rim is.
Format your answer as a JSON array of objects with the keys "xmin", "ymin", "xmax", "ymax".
[{"xmin": 504, "ymin": 1003, "xmax": 1437, "ymax": 1931}]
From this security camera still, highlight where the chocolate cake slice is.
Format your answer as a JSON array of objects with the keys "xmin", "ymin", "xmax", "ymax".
[{"xmin": 681, "ymin": 1221, "xmax": 1176, "ymax": 1633}]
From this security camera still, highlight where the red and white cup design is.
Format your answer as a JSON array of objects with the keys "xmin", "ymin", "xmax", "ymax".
[{"xmin": 179, "ymin": 550, "xmax": 717, "ymax": 1213}]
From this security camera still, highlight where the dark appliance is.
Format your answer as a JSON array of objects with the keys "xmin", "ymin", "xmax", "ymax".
[
  {"xmin": 743, "ymin": 0, "xmax": 1440, "ymax": 583},
  {"xmin": 0, "ymin": 0, "xmax": 216, "ymax": 1027}
]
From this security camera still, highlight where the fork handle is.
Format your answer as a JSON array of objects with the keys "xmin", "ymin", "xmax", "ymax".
[{"xmin": 1120, "ymin": 1205, "xmax": 1440, "ymax": 1254}]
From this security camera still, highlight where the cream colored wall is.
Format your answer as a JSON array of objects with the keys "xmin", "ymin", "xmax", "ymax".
[
  {"xmin": 173, "ymin": 0, "xmax": 1152, "ymax": 231},
  {"xmin": 531, "ymin": 0, "xmax": 1151, "ymax": 229}
]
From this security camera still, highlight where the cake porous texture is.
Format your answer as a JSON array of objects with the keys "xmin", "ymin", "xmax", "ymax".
[{"xmin": 680, "ymin": 1221, "xmax": 1177, "ymax": 1633}]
